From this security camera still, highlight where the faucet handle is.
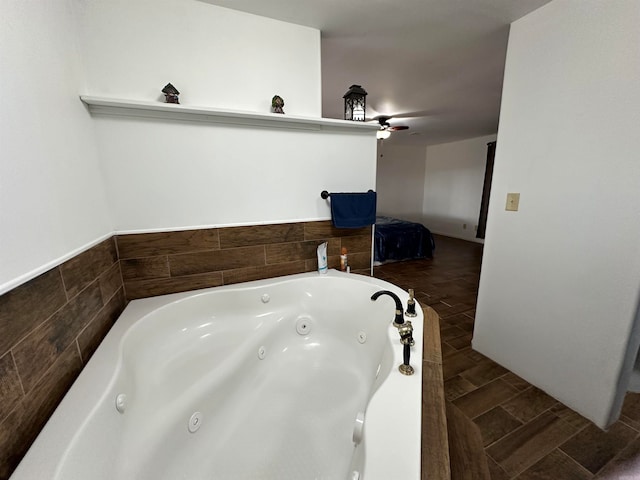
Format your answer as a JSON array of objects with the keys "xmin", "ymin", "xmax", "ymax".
[
  {"xmin": 397, "ymin": 321, "xmax": 415, "ymax": 346},
  {"xmin": 405, "ymin": 288, "xmax": 417, "ymax": 317}
]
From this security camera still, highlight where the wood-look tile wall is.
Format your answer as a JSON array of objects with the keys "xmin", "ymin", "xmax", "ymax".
[
  {"xmin": 0, "ymin": 238, "xmax": 126, "ymax": 480},
  {"xmin": 0, "ymin": 220, "xmax": 371, "ymax": 478},
  {"xmin": 118, "ymin": 221, "xmax": 373, "ymax": 299}
]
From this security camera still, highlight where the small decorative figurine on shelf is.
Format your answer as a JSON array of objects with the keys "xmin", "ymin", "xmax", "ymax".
[
  {"xmin": 271, "ymin": 95, "xmax": 284, "ymax": 114},
  {"xmin": 162, "ymin": 83, "xmax": 180, "ymax": 104}
]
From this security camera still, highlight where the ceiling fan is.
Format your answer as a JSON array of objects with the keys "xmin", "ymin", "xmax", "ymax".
[{"xmin": 374, "ymin": 115, "xmax": 409, "ymax": 139}]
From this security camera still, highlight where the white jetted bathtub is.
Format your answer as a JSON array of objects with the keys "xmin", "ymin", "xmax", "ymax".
[{"xmin": 11, "ymin": 271, "xmax": 423, "ymax": 480}]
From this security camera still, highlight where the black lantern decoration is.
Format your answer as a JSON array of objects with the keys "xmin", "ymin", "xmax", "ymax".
[
  {"xmin": 162, "ymin": 83, "xmax": 180, "ymax": 104},
  {"xmin": 343, "ymin": 84, "xmax": 367, "ymax": 121}
]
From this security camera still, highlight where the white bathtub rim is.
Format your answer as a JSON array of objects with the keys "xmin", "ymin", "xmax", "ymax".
[{"xmin": 11, "ymin": 270, "xmax": 423, "ymax": 480}]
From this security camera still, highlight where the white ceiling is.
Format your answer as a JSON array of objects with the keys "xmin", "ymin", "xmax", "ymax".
[{"xmin": 201, "ymin": 0, "xmax": 552, "ymax": 145}]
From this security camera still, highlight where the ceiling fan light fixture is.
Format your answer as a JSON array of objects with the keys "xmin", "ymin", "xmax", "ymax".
[{"xmin": 376, "ymin": 129, "xmax": 391, "ymax": 140}]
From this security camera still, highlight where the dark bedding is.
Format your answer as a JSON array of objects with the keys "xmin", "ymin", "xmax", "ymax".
[{"xmin": 374, "ymin": 216, "xmax": 435, "ymax": 263}]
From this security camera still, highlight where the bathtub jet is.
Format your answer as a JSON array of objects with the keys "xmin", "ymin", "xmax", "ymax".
[{"xmin": 10, "ymin": 271, "xmax": 423, "ymax": 480}]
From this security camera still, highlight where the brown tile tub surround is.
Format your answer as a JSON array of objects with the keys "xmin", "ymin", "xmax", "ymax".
[
  {"xmin": 0, "ymin": 238, "xmax": 126, "ymax": 479},
  {"xmin": 0, "ymin": 220, "xmax": 371, "ymax": 478},
  {"xmin": 118, "ymin": 221, "xmax": 373, "ymax": 299}
]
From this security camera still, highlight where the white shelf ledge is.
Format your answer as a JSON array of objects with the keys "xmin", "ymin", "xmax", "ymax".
[{"xmin": 80, "ymin": 96, "xmax": 378, "ymax": 133}]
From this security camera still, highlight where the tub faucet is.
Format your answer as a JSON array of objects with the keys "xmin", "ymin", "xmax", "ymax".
[
  {"xmin": 371, "ymin": 290, "xmax": 415, "ymax": 375},
  {"xmin": 370, "ymin": 290, "xmax": 405, "ymax": 326}
]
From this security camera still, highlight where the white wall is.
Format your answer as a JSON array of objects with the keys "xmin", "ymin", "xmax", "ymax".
[
  {"xmin": 474, "ymin": 0, "xmax": 640, "ymax": 428},
  {"xmin": 0, "ymin": 0, "xmax": 376, "ymax": 293},
  {"xmin": 94, "ymin": 117, "xmax": 376, "ymax": 232},
  {"xmin": 78, "ymin": 0, "xmax": 322, "ymax": 117},
  {"xmin": 376, "ymin": 145, "xmax": 427, "ymax": 224},
  {"xmin": 0, "ymin": 0, "xmax": 112, "ymax": 293},
  {"xmin": 80, "ymin": 0, "xmax": 374, "ymax": 231},
  {"xmin": 423, "ymin": 135, "xmax": 496, "ymax": 242}
]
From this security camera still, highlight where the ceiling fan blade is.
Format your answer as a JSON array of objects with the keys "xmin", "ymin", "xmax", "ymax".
[
  {"xmin": 369, "ymin": 109, "xmax": 443, "ymax": 121},
  {"xmin": 371, "ymin": 113, "xmax": 410, "ymax": 131},
  {"xmin": 388, "ymin": 109, "xmax": 441, "ymax": 119}
]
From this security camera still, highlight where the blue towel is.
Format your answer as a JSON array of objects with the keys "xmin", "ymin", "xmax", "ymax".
[{"xmin": 330, "ymin": 191, "xmax": 377, "ymax": 228}]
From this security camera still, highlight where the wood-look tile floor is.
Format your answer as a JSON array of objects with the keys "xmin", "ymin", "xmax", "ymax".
[{"xmin": 374, "ymin": 235, "xmax": 640, "ymax": 479}]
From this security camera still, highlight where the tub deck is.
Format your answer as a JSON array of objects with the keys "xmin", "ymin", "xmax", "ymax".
[
  {"xmin": 9, "ymin": 271, "xmax": 425, "ymax": 480},
  {"xmin": 422, "ymin": 306, "xmax": 451, "ymax": 480},
  {"xmin": 421, "ymin": 306, "xmax": 491, "ymax": 480}
]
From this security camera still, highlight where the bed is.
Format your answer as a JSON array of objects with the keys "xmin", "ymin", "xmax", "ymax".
[{"xmin": 374, "ymin": 216, "xmax": 435, "ymax": 264}]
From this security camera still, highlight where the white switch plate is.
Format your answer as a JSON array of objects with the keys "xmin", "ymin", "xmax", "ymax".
[{"xmin": 506, "ymin": 193, "xmax": 520, "ymax": 211}]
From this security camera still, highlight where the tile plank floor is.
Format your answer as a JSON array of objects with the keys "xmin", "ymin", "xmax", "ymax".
[{"xmin": 374, "ymin": 235, "xmax": 640, "ymax": 479}]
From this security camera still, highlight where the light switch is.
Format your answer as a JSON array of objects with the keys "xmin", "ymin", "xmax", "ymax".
[{"xmin": 506, "ymin": 193, "xmax": 520, "ymax": 211}]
